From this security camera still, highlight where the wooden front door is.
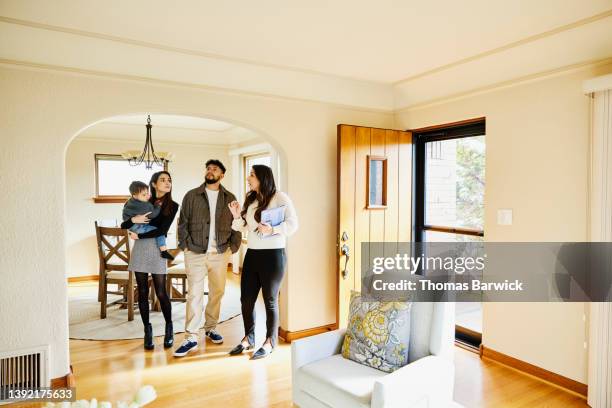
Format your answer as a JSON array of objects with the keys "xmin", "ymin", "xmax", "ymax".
[{"xmin": 337, "ymin": 125, "xmax": 413, "ymax": 327}]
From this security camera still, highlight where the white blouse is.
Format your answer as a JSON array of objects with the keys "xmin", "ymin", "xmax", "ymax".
[{"xmin": 231, "ymin": 191, "xmax": 298, "ymax": 249}]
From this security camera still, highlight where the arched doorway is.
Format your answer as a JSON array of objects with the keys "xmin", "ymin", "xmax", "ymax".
[{"xmin": 62, "ymin": 112, "xmax": 288, "ymax": 397}]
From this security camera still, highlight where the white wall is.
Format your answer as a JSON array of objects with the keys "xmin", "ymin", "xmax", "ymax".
[
  {"xmin": 0, "ymin": 65, "xmax": 393, "ymax": 378},
  {"xmin": 395, "ymin": 61, "xmax": 612, "ymax": 384},
  {"xmin": 65, "ymin": 138, "xmax": 231, "ymax": 278}
]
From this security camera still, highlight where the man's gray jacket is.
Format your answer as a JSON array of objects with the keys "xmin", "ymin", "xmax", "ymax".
[{"xmin": 177, "ymin": 183, "xmax": 242, "ymax": 254}]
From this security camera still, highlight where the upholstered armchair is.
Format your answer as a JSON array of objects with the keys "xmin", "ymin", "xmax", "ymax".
[{"xmin": 292, "ymin": 302, "xmax": 460, "ymax": 408}]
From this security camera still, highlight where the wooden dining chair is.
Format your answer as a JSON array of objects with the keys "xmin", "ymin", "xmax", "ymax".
[
  {"xmin": 95, "ymin": 221, "xmax": 137, "ymax": 321},
  {"xmin": 166, "ymin": 248, "xmax": 188, "ymax": 302}
]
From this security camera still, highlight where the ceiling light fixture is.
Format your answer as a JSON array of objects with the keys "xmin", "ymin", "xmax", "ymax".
[{"xmin": 121, "ymin": 115, "xmax": 174, "ymax": 169}]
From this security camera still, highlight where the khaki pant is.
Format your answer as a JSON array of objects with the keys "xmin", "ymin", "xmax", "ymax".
[{"xmin": 184, "ymin": 248, "xmax": 230, "ymax": 339}]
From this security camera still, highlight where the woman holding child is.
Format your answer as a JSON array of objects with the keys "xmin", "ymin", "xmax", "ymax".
[{"xmin": 121, "ymin": 171, "xmax": 179, "ymax": 350}]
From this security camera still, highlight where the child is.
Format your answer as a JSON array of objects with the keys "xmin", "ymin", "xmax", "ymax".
[{"xmin": 123, "ymin": 181, "xmax": 174, "ymax": 260}]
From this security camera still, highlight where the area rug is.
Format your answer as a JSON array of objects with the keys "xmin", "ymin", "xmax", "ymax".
[{"xmin": 69, "ymin": 282, "xmax": 242, "ymax": 340}]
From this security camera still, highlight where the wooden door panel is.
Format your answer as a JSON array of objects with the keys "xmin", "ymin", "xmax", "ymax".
[
  {"xmin": 354, "ymin": 126, "xmax": 371, "ymax": 295},
  {"xmin": 337, "ymin": 125, "xmax": 356, "ymax": 328},
  {"xmin": 370, "ymin": 128, "xmax": 386, "ymax": 243},
  {"xmin": 337, "ymin": 125, "xmax": 412, "ymax": 328}
]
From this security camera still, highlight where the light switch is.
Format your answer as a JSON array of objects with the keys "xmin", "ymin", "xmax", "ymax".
[{"xmin": 497, "ymin": 209, "xmax": 513, "ymax": 225}]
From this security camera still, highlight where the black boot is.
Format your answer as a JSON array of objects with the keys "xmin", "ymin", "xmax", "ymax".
[
  {"xmin": 164, "ymin": 322, "xmax": 174, "ymax": 349},
  {"xmin": 144, "ymin": 323, "xmax": 154, "ymax": 350}
]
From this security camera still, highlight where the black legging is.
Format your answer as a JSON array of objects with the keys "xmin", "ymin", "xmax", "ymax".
[
  {"xmin": 240, "ymin": 248, "xmax": 286, "ymax": 347},
  {"xmin": 134, "ymin": 272, "xmax": 172, "ymax": 326}
]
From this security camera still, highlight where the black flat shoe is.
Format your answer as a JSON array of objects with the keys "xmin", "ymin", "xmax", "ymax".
[
  {"xmin": 164, "ymin": 322, "xmax": 174, "ymax": 349},
  {"xmin": 250, "ymin": 346, "xmax": 273, "ymax": 360},
  {"xmin": 228, "ymin": 343, "xmax": 253, "ymax": 356},
  {"xmin": 144, "ymin": 323, "xmax": 154, "ymax": 350}
]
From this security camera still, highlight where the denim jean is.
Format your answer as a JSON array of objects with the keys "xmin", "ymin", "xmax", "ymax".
[{"xmin": 130, "ymin": 224, "xmax": 166, "ymax": 248}]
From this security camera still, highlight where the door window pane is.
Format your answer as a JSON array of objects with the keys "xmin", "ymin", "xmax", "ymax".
[{"xmin": 425, "ymin": 136, "xmax": 485, "ymax": 229}]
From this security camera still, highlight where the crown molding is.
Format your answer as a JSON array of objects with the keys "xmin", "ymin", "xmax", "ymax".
[
  {"xmin": 2, "ymin": 11, "xmax": 611, "ymax": 114},
  {"xmin": 396, "ymin": 57, "xmax": 612, "ymax": 113},
  {"xmin": 393, "ymin": 9, "xmax": 612, "ymax": 86},
  {"xmin": 0, "ymin": 19, "xmax": 394, "ymax": 111},
  {"xmin": 393, "ymin": 11, "xmax": 612, "ymax": 111},
  {"xmin": 0, "ymin": 16, "xmax": 385, "ymax": 85}
]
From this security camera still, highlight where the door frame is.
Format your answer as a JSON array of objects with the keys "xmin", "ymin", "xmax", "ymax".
[{"xmin": 410, "ymin": 117, "xmax": 486, "ymax": 348}]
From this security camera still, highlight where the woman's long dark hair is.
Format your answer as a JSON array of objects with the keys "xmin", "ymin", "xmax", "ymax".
[
  {"xmin": 241, "ymin": 164, "xmax": 276, "ymax": 225},
  {"xmin": 149, "ymin": 171, "xmax": 174, "ymax": 216}
]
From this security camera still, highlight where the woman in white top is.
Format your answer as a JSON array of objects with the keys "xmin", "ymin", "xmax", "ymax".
[{"xmin": 227, "ymin": 164, "xmax": 298, "ymax": 359}]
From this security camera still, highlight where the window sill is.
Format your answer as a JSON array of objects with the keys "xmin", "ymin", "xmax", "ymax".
[{"xmin": 93, "ymin": 196, "xmax": 129, "ymax": 204}]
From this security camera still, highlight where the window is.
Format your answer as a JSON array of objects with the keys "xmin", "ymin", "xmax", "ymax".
[
  {"xmin": 94, "ymin": 154, "xmax": 167, "ymax": 203},
  {"xmin": 413, "ymin": 119, "xmax": 485, "ymax": 348},
  {"xmin": 367, "ymin": 155, "xmax": 388, "ymax": 208},
  {"xmin": 414, "ymin": 121, "xmax": 485, "ymax": 242},
  {"xmin": 243, "ymin": 153, "xmax": 272, "ymax": 196}
]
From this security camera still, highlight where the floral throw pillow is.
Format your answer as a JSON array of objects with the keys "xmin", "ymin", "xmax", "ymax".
[{"xmin": 341, "ymin": 291, "xmax": 411, "ymax": 373}]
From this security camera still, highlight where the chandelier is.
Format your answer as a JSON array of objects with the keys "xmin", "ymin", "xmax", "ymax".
[{"xmin": 121, "ymin": 115, "xmax": 174, "ymax": 169}]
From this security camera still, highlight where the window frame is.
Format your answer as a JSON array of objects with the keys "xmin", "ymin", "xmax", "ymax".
[
  {"xmin": 242, "ymin": 152, "xmax": 272, "ymax": 198},
  {"xmin": 412, "ymin": 120, "xmax": 486, "ymax": 243},
  {"xmin": 412, "ymin": 119, "xmax": 486, "ymax": 349},
  {"xmin": 93, "ymin": 153, "xmax": 168, "ymax": 204}
]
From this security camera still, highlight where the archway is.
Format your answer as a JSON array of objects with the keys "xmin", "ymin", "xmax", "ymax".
[{"xmin": 62, "ymin": 111, "xmax": 288, "ymax": 374}]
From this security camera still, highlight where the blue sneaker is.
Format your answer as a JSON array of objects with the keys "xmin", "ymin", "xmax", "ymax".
[
  {"xmin": 173, "ymin": 338, "xmax": 198, "ymax": 357},
  {"xmin": 205, "ymin": 330, "xmax": 224, "ymax": 344}
]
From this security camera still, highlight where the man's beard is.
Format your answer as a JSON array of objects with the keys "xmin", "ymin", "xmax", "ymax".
[{"xmin": 205, "ymin": 175, "xmax": 220, "ymax": 184}]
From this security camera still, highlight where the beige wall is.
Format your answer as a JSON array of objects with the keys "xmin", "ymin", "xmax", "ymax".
[
  {"xmin": 3, "ymin": 58, "xmax": 604, "ymax": 383},
  {"xmin": 0, "ymin": 66, "xmax": 393, "ymax": 378},
  {"xmin": 65, "ymin": 138, "xmax": 231, "ymax": 278},
  {"xmin": 395, "ymin": 61, "xmax": 612, "ymax": 383}
]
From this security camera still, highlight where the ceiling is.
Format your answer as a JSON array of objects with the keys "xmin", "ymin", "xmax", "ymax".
[
  {"xmin": 1, "ymin": 0, "xmax": 612, "ymax": 109},
  {"xmin": 77, "ymin": 114, "xmax": 260, "ymax": 146}
]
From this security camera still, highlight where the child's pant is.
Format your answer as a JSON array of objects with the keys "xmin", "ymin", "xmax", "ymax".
[{"xmin": 130, "ymin": 224, "xmax": 166, "ymax": 248}]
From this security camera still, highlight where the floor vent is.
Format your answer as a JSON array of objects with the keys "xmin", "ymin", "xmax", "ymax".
[{"xmin": 0, "ymin": 346, "xmax": 50, "ymax": 404}]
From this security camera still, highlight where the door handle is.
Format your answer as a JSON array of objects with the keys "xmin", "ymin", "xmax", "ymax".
[{"xmin": 341, "ymin": 243, "xmax": 350, "ymax": 280}]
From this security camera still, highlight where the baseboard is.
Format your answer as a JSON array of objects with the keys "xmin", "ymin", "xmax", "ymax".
[
  {"xmin": 50, "ymin": 365, "xmax": 75, "ymax": 388},
  {"xmin": 480, "ymin": 345, "xmax": 587, "ymax": 398},
  {"xmin": 68, "ymin": 275, "xmax": 98, "ymax": 283},
  {"xmin": 278, "ymin": 323, "xmax": 337, "ymax": 343}
]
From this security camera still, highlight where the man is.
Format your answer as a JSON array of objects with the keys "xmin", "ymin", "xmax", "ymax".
[{"xmin": 174, "ymin": 159, "xmax": 242, "ymax": 357}]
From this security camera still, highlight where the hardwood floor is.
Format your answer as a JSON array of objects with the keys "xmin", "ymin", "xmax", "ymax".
[{"xmin": 13, "ymin": 279, "xmax": 589, "ymax": 407}]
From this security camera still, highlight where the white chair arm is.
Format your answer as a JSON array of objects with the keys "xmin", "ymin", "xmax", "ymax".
[
  {"xmin": 371, "ymin": 355, "xmax": 455, "ymax": 408},
  {"xmin": 291, "ymin": 329, "xmax": 347, "ymax": 371}
]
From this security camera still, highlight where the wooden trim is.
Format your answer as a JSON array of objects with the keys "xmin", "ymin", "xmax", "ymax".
[
  {"xmin": 424, "ymin": 224, "xmax": 484, "ymax": 237},
  {"xmin": 480, "ymin": 345, "xmax": 588, "ymax": 398},
  {"xmin": 278, "ymin": 323, "xmax": 338, "ymax": 343},
  {"xmin": 93, "ymin": 195, "xmax": 129, "ymax": 204},
  {"xmin": 68, "ymin": 275, "xmax": 99, "ymax": 283},
  {"xmin": 50, "ymin": 365, "xmax": 75, "ymax": 388},
  {"xmin": 408, "ymin": 117, "xmax": 486, "ymax": 133}
]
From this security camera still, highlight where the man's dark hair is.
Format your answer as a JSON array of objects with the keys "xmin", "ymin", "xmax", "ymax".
[
  {"xmin": 129, "ymin": 181, "xmax": 149, "ymax": 195},
  {"xmin": 205, "ymin": 159, "xmax": 226, "ymax": 174}
]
